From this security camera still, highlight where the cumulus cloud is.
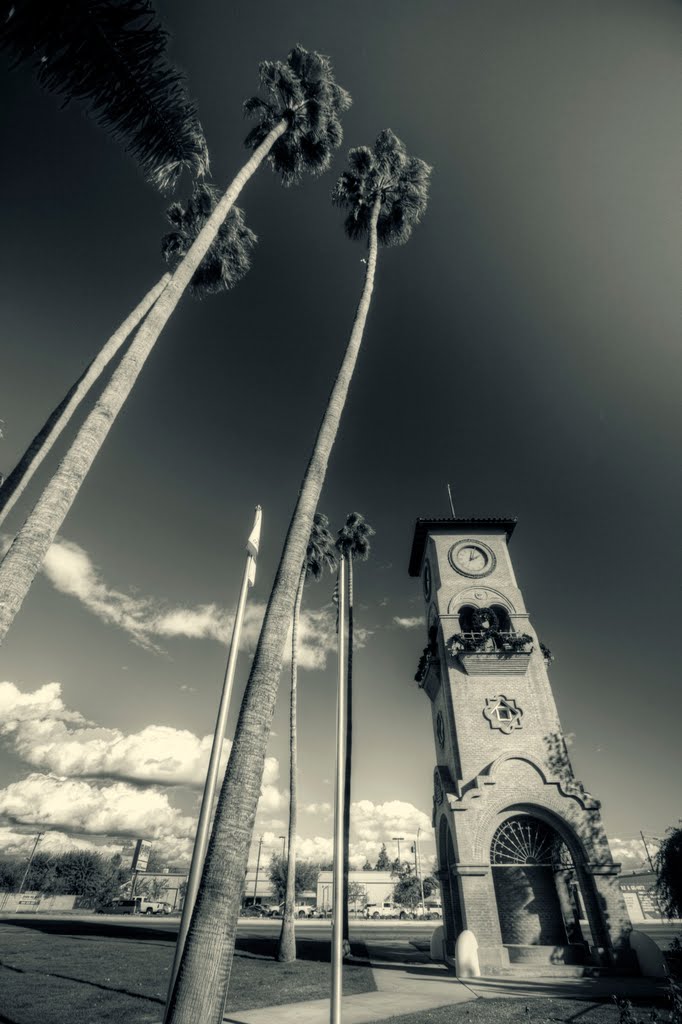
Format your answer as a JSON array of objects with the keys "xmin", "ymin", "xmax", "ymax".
[
  {"xmin": 40, "ymin": 536, "xmax": 363, "ymax": 668},
  {"xmin": 351, "ymin": 799, "xmax": 432, "ymax": 843},
  {"xmin": 303, "ymin": 802, "xmax": 332, "ymax": 816},
  {"xmin": 609, "ymin": 836, "xmax": 655, "ymax": 870},
  {"xmin": 0, "ymin": 680, "xmax": 280, "ymax": 795},
  {"xmin": 392, "ymin": 616, "xmax": 425, "ymax": 629},
  {"xmin": 0, "ymin": 773, "xmax": 196, "ymax": 840},
  {"xmin": 0, "ymin": 827, "xmax": 122, "ymax": 860}
]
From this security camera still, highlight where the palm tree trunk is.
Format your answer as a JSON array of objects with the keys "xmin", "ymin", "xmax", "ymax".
[
  {"xmin": 0, "ymin": 118, "xmax": 288, "ymax": 644},
  {"xmin": 165, "ymin": 195, "xmax": 382, "ymax": 1024},
  {"xmin": 277, "ymin": 563, "xmax": 305, "ymax": 962},
  {"xmin": 0, "ymin": 273, "xmax": 170, "ymax": 530},
  {"xmin": 341, "ymin": 554, "xmax": 353, "ymax": 948}
]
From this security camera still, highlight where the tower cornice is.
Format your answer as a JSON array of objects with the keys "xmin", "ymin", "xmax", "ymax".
[{"xmin": 408, "ymin": 517, "xmax": 518, "ymax": 576}]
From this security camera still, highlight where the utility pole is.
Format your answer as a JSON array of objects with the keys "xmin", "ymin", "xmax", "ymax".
[
  {"xmin": 640, "ymin": 831, "xmax": 656, "ymax": 873},
  {"xmin": 393, "ymin": 836, "xmax": 404, "ymax": 867},
  {"xmin": 253, "ymin": 835, "xmax": 264, "ymax": 907},
  {"xmin": 15, "ymin": 832, "xmax": 44, "ymax": 909}
]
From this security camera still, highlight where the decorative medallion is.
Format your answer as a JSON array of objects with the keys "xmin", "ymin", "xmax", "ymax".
[
  {"xmin": 434, "ymin": 772, "xmax": 444, "ymax": 806},
  {"xmin": 474, "ymin": 590, "xmax": 488, "ymax": 601},
  {"xmin": 483, "ymin": 695, "xmax": 523, "ymax": 734},
  {"xmin": 423, "ymin": 560, "xmax": 432, "ymax": 600},
  {"xmin": 436, "ymin": 710, "xmax": 445, "ymax": 748},
  {"xmin": 448, "ymin": 539, "xmax": 496, "ymax": 578}
]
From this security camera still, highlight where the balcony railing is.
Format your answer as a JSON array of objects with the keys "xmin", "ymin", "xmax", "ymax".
[{"xmin": 448, "ymin": 630, "xmax": 534, "ymax": 676}]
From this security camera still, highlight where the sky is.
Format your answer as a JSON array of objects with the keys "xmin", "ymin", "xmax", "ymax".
[{"xmin": 0, "ymin": 0, "xmax": 680, "ymax": 876}]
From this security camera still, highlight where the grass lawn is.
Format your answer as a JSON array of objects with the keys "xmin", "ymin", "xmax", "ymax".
[
  {"xmin": 379, "ymin": 996, "xmax": 669, "ymax": 1023},
  {"xmin": 0, "ymin": 918, "xmax": 375, "ymax": 1024}
]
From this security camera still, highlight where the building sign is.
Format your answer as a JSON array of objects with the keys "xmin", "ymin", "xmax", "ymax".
[
  {"xmin": 620, "ymin": 882, "xmax": 662, "ymax": 922},
  {"xmin": 18, "ymin": 891, "xmax": 41, "ymax": 906}
]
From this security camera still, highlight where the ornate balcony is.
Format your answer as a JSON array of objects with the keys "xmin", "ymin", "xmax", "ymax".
[{"xmin": 448, "ymin": 630, "xmax": 533, "ymax": 676}]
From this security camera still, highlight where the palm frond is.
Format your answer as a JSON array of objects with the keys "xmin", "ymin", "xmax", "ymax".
[
  {"xmin": 0, "ymin": 0, "xmax": 209, "ymax": 192},
  {"xmin": 161, "ymin": 185, "xmax": 257, "ymax": 297},
  {"xmin": 304, "ymin": 512, "xmax": 337, "ymax": 581},
  {"xmin": 336, "ymin": 512, "xmax": 375, "ymax": 561},
  {"xmin": 243, "ymin": 43, "xmax": 351, "ymax": 187},
  {"xmin": 332, "ymin": 130, "xmax": 432, "ymax": 247}
]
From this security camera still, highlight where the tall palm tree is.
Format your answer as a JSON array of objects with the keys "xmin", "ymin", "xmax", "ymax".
[
  {"xmin": 335, "ymin": 512, "xmax": 374, "ymax": 949},
  {"xmin": 0, "ymin": 0, "xmax": 209, "ymax": 192},
  {"xmin": 166, "ymin": 130, "xmax": 430, "ymax": 1024},
  {"xmin": 0, "ymin": 47, "xmax": 350, "ymax": 642},
  {"xmin": 0, "ymin": 198, "xmax": 255, "ymax": 641},
  {"xmin": 278, "ymin": 512, "xmax": 337, "ymax": 963},
  {"xmin": 0, "ymin": 180, "xmax": 256, "ymax": 530},
  {"xmin": 0, "ymin": 273, "xmax": 171, "ymax": 530}
]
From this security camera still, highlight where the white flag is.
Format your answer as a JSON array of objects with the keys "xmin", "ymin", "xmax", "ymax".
[{"xmin": 246, "ymin": 506, "xmax": 262, "ymax": 587}]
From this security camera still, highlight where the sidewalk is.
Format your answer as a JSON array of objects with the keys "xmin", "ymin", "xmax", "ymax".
[{"xmin": 223, "ymin": 955, "xmax": 669, "ymax": 1024}]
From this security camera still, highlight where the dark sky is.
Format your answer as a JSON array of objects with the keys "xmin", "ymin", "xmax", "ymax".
[{"xmin": 0, "ymin": 0, "xmax": 680, "ymax": 866}]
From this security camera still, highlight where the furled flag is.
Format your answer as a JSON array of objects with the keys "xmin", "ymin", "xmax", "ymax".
[{"xmin": 246, "ymin": 505, "xmax": 262, "ymax": 587}]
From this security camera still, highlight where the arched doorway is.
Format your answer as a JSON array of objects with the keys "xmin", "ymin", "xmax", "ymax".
[{"xmin": 491, "ymin": 814, "xmax": 575, "ymax": 947}]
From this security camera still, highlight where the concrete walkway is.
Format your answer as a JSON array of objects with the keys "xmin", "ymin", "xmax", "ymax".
[{"xmin": 223, "ymin": 957, "xmax": 668, "ymax": 1024}]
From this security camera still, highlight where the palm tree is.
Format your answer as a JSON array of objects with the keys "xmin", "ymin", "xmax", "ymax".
[
  {"xmin": 0, "ymin": 47, "xmax": 350, "ymax": 642},
  {"xmin": 0, "ymin": 0, "xmax": 209, "ymax": 192},
  {"xmin": 0, "ymin": 179, "xmax": 254, "ymax": 529},
  {"xmin": 165, "ymin": 130, "xmax": 430, "ymax": 1024},
  {"xmin": 0, "ymin": 198, "xmax": 256, "ymax": 641},
  {"xmin": 335, "ymin": 512, "xmax": 374, "ymax": 949},
  {"xmin": 0, "ymin": 273, "xmax": 171, "ymax": 530},
  {"xmin": 278, "ymin": 512, "xmax": 337, "ymax": 963}
]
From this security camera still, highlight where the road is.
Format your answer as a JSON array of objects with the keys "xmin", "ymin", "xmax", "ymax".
[{"xmin": 1, "ymin": 912, "xmax": 678, "ymax": 954}]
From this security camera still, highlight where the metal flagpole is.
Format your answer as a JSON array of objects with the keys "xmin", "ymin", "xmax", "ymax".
[
  {"xmin": 164, "ymin": 505, "xmax": 262, "ymax": 1016},
  {"xmin": 330, "ymin": 558, "xmax": 347, "ymax": 1024}
]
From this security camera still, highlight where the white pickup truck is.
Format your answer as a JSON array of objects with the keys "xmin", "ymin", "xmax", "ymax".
[{"xmin": 109, "ymin": 897, "xmax": 171, "ymax": 915}]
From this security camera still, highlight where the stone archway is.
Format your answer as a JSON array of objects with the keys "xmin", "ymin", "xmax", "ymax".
[{"xmin": 491, "ymin": 814, "xmax": 572, "ymax": 948}]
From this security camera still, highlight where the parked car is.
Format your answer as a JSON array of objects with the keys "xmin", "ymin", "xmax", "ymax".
[
  {"xmin": 365, "ymin": 901, "xmax": 402, "ymax": 919},
  {"xmin": 107, "ymin": 897, "xmax": 170, "ymax": 915},
  {"xmin": 274, "ymin": 902, "xmax": 315, "ymax": 918},
  {"xmin": 241, "ymin": 904, "xmax": 269, "ymax": 917}
]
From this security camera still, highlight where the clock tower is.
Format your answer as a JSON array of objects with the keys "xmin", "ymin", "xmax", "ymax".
[{"xmin": 409, "ymin": 517, "xmax": 632, "ymax": 973}]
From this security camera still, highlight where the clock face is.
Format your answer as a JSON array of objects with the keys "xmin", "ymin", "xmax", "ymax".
[{"xmin": 449, "ymin": 539, "xmax": 496, "ymax": 578}]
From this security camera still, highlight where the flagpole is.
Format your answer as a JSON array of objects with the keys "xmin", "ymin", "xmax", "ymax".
[
  {"xmin": 331, "ymin": 558, "xmax": 347, "ymax": 1024},
  {"xmin": 164, "ymin": 506, "xmax": 262, "ymax": 1017}
]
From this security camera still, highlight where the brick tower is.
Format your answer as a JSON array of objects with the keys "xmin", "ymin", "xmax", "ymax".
[{"xmin": 409, "ymin": 517, "xmax": 632, "ymax": 972}]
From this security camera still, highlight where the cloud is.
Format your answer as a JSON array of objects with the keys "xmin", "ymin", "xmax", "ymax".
[
  {"xmin": 609, "ymin": 836, "xmax": 657, "ymax": 870},
  {"xmin": 0, "ymin": 681, "xmax": 280, "ymax": 793},
  {"xmin": 0, "ymin": 827, "xmax": 123, "ymax": 860},
  {"xmin": 392, "ymin": 616, "xmax": 425, "ymax": 629},
  {"xmin": 351, "ymin": 800, "xmax": 432, "ymax": 844},
  {"xmin": 303, "ymin": 802, "xmax": 332, "ymax": 816},
  {"xmin": 0, "ymin": 773, "xmax": 196, "ymax": 841},
  {"xmin": 40, "ymin": 536, "xmax": 361, "ymax": 669}
]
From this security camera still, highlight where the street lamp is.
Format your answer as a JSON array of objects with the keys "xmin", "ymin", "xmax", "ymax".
[{"xmin": 392, "ymin": 836, "xmax": 405, "ymax": 867}]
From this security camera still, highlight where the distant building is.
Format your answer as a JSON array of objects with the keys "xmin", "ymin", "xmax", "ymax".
[
  {"xmin": 132, "ymin": 871, "xmax": 186, "ymax": 910},
  {"xmin": 316, "ymin": 870, "xmax": 395, "ymax": 911}
]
